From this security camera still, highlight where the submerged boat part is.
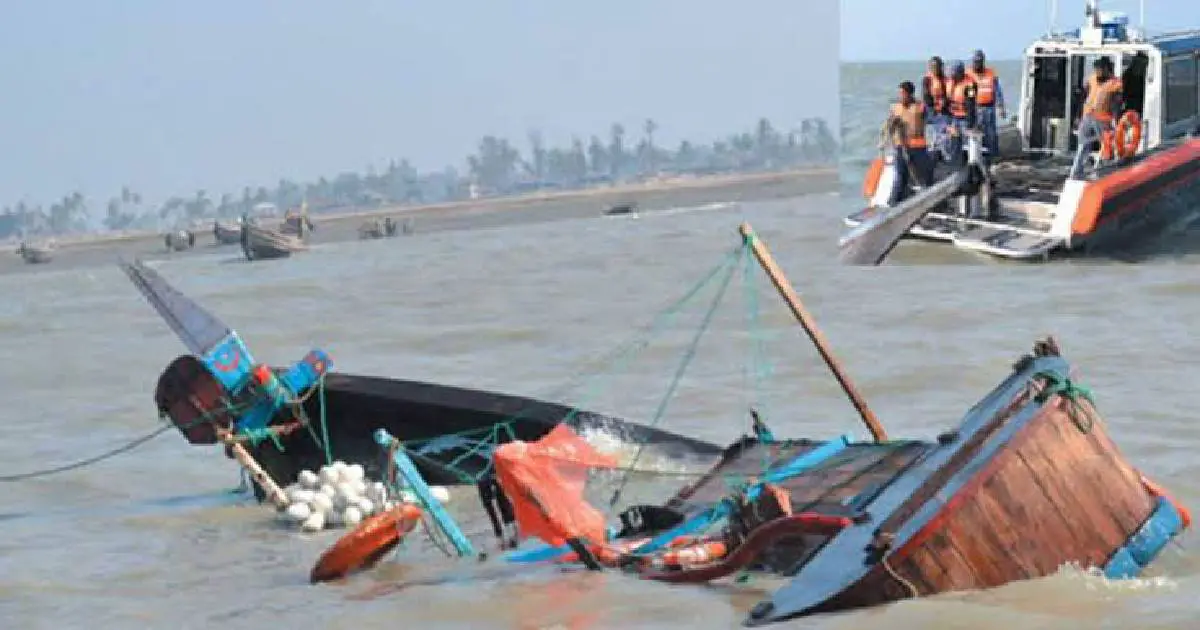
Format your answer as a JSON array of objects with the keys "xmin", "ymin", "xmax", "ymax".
[
  {"xmin": 127, "ymin": 258, "xmax": 722, "ymax": 505},
  {"xmin": 494, "ymin": 224, "xmax": 1188, "ymax": 625}
]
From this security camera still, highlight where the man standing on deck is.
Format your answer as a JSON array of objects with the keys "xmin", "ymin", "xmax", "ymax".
[
  {"xmin": 946, "ymin": 61, "xmax": 979, "ymax": 165},
  {"xmin": 922, "ymin": 56, "xmax": 952, "ymax": 162},
  {"xmin": 967, "ymin": 50, "xmax": 1006, "ymax": 159},
  {"xmin": 883, "ymin": 81, "xmax": 935, "ymax": 205},
  {"xmin": 1079, "ymin": 57, "xmax": 1124, "ymax": 159}
]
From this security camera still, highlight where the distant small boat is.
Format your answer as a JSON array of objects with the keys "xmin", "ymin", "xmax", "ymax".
[
  {"xmin": 358, "ymin": 217, "xmax": 400, "ymax": 240},
  {"xmin": 165, "ymin": 230, "xmax": 196, "ymax": 252},
  {"xmin": 213, "ymin": 221, "xmax": 243, "ymax": 245},
  {"xmin": 15, "ymin": 241, "xmax": 54, "ymax": 264},
  {"xmin": 605, "ymin": 202, "xmax": 638, "ymax": 216},
  {"xmin": 241, "ymin": 223, "xmax": 306, "ymax": 261}
]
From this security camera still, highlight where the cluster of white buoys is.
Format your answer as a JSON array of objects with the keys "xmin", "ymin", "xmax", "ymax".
[{"xmin": 277, "ymin": 460, "xmax": 451, "ymax": 532}]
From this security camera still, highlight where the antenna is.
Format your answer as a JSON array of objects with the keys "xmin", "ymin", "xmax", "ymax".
[{"xmin": 1049, "ymin": 0, "xmax": 1058, "ymax": 34}]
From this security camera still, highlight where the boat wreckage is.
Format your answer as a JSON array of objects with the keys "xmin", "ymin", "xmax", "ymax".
[
  {"xmin": 120, "ymin": 259, "xmax": 720, "ymax": 509},
  {"xmin": 843, "ymin": 2, "xmax": 1200, "ymax": 262},
  {"xmin": 299, "ymin": 223, "xmax": 1188, "ymax": 625}
]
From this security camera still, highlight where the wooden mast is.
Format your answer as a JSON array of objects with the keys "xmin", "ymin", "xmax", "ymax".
[{"xmin": 738, "ymin": 223, "xmax": 888, "ymax": 442}]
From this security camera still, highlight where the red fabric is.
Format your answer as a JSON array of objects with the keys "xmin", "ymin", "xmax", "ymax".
[{"xmin": 493, "ymin": 424, "xmax": 618, "ymax": 547}]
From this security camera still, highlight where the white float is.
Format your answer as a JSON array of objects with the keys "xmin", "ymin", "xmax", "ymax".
[{"xmin": 276, "ymin": 460, "xmax": 452, "ymax": 532}]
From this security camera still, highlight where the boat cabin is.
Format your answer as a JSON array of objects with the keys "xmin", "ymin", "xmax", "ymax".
[{"xmin": 1019, "ymin": 9, "xmax": 1200, "ymax": 155}]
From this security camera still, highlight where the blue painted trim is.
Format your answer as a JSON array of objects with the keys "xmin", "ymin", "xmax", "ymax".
[
  {"xmin": 202, "ymin": 332, "xmax": 255, "ymax": 391},
  {"xmin": 1103, "ymin": 497, "xmax": 1185, "ymax": 579},
  {"xmin": 1157, "ymin": 35, "xmax": 1200, "ymax": 57},
  {"xmin": 375, "ymin": 429, "xmax": 476, "ymax": 557},
  {"xmin": 504, "ymin": 433, "xmax": 854, "ymax": 564}
]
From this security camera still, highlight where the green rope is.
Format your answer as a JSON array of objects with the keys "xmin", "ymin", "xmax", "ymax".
[
  {"xmin": 316, "ymin": 375, "xmax": 333, "ymax": 465},
  {"xmin": 558, "ymin": 241, "xmax": 747, "ymax": 430},
  {"xmin": 238, "ymin": 427, "xmax": 285, "ymax": 451},
  {"xmin": 608, "ymin": 242, "xmax": 746, "ymax": 507},
  {"xmin": 389, "ymin": 241, "xmax": 749, "ymax": 485},
  {"xmin": 1034, "ymin": 370, "xmax": 1095, "ymax": 433}
]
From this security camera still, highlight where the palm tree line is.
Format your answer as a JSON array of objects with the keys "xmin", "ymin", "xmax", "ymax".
[{"xmin": 0, "ymin": 116, "xmax": 835, "ymax": 239}]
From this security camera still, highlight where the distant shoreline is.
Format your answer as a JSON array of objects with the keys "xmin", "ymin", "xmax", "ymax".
[{"xmin": 36, "ymin": 167, "xmax": 837, "ymax": 250}]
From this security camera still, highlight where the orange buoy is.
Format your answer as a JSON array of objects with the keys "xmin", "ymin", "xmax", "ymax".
[
  {"xmin": 310, "ymin": 503, "xmax": 423, "ymax": 583},
  {"xmin": 1114, "ymin": 111, "xmax": 1142, "ymax": 159}
]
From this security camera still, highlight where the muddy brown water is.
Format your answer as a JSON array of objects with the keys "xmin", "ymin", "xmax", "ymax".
[{"xmin": 0, "ymin": 188, "xmax": 1196, "ymax": 629}]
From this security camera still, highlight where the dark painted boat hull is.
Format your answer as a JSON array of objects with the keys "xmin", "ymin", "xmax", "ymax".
[{"xmin": 154, "ymin": 358, "xmax": 723, "ymax": 499}]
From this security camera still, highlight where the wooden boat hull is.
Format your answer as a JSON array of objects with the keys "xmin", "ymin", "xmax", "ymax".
[
  {"xmin": 153, "ymin": 357, "xmax": 724, "ymax": 500},
  {"xmin": 242, "ymin": 224, "xmax": 306, "ymax": 260},
  {"xmin": 165, "ymin": 230, "xmax": 196, "ymax": 251},
  {"xmin": 213, "ymin": 222, "xmax": 242, "ymax": 245},
  {"xmin": 506, "ymin": 339, "xmax": 1187, "ymax": 625},
  {"xmin": 742, "ymin": 341, "xmax": 1186, "ymax": 624},
  {"xmin": 17, "ymin": 245, "xmax": 54, "ymax": 264}
]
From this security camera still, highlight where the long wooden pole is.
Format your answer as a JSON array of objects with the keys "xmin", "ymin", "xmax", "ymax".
[
  {"xmin": 217, "ymin": 428, "xmax": 290, "ymax": 509},
  {"xmin": 739, "ymin": 222, "xmax": 888, "ymax": 442}
]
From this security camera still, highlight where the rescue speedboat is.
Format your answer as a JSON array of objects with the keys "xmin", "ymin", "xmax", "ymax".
[{"xmin": 844, "ymin": 1, "xmax": 1200, "ymax": 261}]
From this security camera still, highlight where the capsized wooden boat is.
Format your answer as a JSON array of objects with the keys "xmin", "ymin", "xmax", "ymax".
[
  {"xmin": 241, "ymin": 223, "xmax": 306, "ymax": 260},
  {"xmin": 121, "ymin": 258, "xmax": 722, "ymax": 503},
  {"xmin": 486, "ymin": 224, "xmax": 1188, "ymax": 624},
  {"xmin": 16, "ymin": 241, "xmax": 54, "ymax": 264}
]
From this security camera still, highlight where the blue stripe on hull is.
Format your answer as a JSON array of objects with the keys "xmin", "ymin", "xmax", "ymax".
[{"xmin": 1102, "ymin": 496, "xmax": 1185, "ymax": 579}]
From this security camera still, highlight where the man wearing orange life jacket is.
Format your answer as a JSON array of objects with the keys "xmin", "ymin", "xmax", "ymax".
[
  {"xmin": 945, "ymin": 61, "xmax": 979, "ymax": 165},
  {"xmin": 1079, "ymin": 57, "xmax": 1124, "ymax": 159},
  {"xmin": 967, "ymin": 50, "xmax": 1006, "ymax": 159},
  {"xmin": 884, "ymin": 81, "xmax": 935, "ymax": 205},
  {"xmin": 921, "ymin": 56, "xmax": 952, "ymax": 161}
]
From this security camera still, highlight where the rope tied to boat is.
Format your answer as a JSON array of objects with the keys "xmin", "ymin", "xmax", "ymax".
[
  {"xmin": 1033, "ymin": 370, "xmax": 1095, "ymax": 433},
  {"xmin": 608, "ymin": 238, "xmax": 747, "ymax": 508}
]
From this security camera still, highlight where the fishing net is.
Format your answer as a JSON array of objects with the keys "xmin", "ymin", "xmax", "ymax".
[{"xmin": 493, "ymin": 424, "xmax": 620, "ymax": 547}]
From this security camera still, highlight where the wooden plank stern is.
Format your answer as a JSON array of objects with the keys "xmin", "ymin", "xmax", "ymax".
[{"xmin": 748, "ymin": 347, "xmax": 1188, "ymax": 626}]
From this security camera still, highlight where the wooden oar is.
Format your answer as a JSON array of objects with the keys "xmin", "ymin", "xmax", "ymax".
[{"xmin": 739, "ymin": 223, "xmax": 888, "ymax": 442}]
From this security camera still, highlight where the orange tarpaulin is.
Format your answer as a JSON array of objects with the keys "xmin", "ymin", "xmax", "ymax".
[{"xmin": 493, "ymin": 424, "xmax": 619, "ymax": 547}]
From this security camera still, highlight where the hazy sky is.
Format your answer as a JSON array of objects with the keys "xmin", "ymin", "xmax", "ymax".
[
  {"xmin": 841, "ymin": 0, "xmax": 1194, "ymax": 61},
  {"xmin": 0, "ymin": 1, "xmax": 839, "ymax": 208}
]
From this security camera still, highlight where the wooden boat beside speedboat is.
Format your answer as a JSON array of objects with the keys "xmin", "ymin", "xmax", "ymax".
[
  {"xmin": 314, "ymin": 223, "xmax": 1189, "ymax": 625},
  {"xmin": 241, "ymin": 223, "xmax": 306, "ymax": 260},
  {"xmin": 121, "ymin": 259, "xmax": 721, "ymax": 502},
  {"xmin": 844, "ymin": 1, "xmax": 1200, "ymax": 262},
  {"xmin": 16, "ymin": 241, "xmax": 54, "ymax": 264}
]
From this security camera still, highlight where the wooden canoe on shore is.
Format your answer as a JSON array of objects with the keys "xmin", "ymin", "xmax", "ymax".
[{"xmin": 241, "ymin": 224, "xmax": 307, "ymax": 261}]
